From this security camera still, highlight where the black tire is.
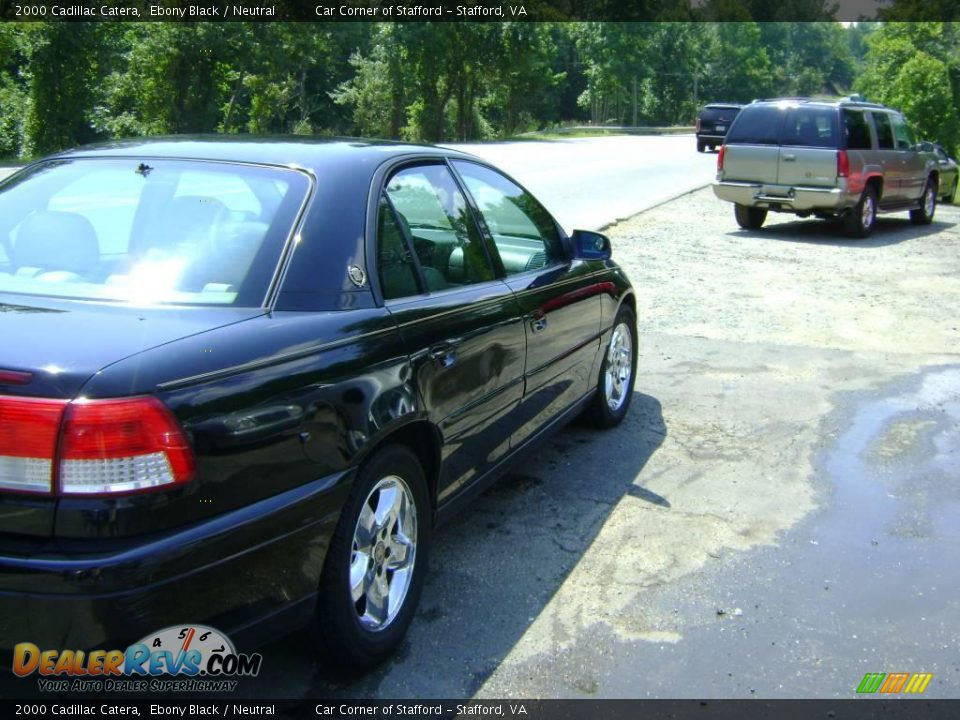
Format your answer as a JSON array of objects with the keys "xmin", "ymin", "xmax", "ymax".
[
  {"xmin": 697, "ymin": 140, "xmax": 705, "ymax": 153},
  {"xmin": 583, "ymin": 305, "xmax": 638, "ymax": 429},
  {"xmin": 316, "ymin": 444, "xmax": 430, "ymax": 667},
  {"xmin": 734, "ymin": 204, "xmax": 767, "ymax": 230},
  {"xmin": 942, "ymin": 178, "xmax": 956, "ymax": 204},
  {"xmin": 910, "ymin": 177, "xmax": 937, "ymax": 225},
  {"xmin": 843, "ymin": 185, "xmax": 877, "ymax": 238}
]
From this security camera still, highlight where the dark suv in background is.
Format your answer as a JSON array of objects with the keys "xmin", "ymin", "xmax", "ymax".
[
  {"xmin": 696, "ymin": 103, "xmax": 743, "ymax": 153},
  {"xmin": 713, "ymin": 98, "xmax": 939, "ymax": 238}
]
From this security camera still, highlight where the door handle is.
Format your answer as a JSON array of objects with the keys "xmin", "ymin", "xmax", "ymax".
[
  {"xmin": 529, "ymin": 311, "xmax": 548, "ymax": 334},
  {"xmin": 428, "ymin": 343, "xmax": 457, "ymax": 369},
  {"xmin": 782, "ymin": 153, "xmax": 796, "ymax": 162}
]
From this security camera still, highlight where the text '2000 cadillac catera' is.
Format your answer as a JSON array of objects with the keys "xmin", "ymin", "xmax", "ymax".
[{"xmin": 0, "ymin": 137, "xmax": 637, "ymax": 666}]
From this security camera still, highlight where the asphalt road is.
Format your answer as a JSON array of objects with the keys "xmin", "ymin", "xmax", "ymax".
[
  {"xmin": 445, "ymin": 135, "xmax": 715, "ymax": 232},
  {"xmin": 0, "ymin": 135, "xmax": 716, "ymax": 234}
]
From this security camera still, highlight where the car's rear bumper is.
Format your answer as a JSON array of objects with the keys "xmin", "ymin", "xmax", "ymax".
[
  {"xmin": 0, "ymin": 471, "xmax": 351, "ymax": 657},
  {"xmin": 713, "ymin": 180, "xmax": 852, "ymax": 212},
  {"xmin": 697, "ymin": 132, "xmax": 726, "ymax": 144}
]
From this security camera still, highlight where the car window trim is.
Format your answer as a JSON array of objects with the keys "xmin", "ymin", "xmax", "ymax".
[
  {"xmin": 379, "ymin": 190, "xmax": 428, "ymax": 299},
  {"xmin": 369, "ymin": 157, "xmax": 499, "ymax": 304}
]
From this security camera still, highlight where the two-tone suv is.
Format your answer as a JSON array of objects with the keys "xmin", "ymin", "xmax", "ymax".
[
  {"xmin": 713, "ymin": 98, "xmax": 939, "ymax": 238},
  {"xmin": 696, "ymin": 103, "xmax": 742, "ymax": 153}
]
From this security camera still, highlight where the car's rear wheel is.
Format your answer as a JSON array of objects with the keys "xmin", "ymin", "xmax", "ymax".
[
  {"xmin": 910, "ymin": 178, "xmax": 937, "ymax": 225},
  {"xmin": 584, "ymin": 305, "xmax": 637, "ymax": 428},
  {"xmin": 316, "ymin": 444, "xmax": 430, "ymax": 667},
  {"xmin": 734, "ymin": 204, "xmax": 767, "ymax": 230},
  {"xmin": 697, "ymin": 140, "xmax": 705, "ymax": 153},
  {"xmin": 843, "ymin": 185, "xmax": 877, "ymax": 238}
]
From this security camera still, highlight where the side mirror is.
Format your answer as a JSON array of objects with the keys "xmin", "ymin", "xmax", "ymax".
[
  {"xmin": 571, "ymin": 230, "xmax": 611, "ymax": 260},
  {"xmin": 919, "ymin": 141, "xmax": 935, "ymax": 153}
]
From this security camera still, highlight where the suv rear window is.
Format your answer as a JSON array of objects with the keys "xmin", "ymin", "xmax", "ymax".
[
  {"xmin": 781, "ymin": 107, "xmax": 839, "ymax": 148},
  {"xmin": 726, "ymin": 104, "xmax": 840, "ymax": 148},
  {"xmin": 700, "ymin": 106, "xmax": 740, "ymax": 123},
  {"xmin": 725, "ymin": 106, "xmax": 784, "ymax": 145}
]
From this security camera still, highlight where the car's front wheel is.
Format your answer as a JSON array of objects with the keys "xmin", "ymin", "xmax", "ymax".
[
  {"xmin": 316, "ymin": 444, "xmax": 430, "ymax": 667},
  {"xmin": 941, "ymin": 178, "xmax": 956, "ymax": 204},
  {"xmin": 910, "ymin": 177, "xmax": 937, "ymax": 225},
  {"xmin": 843, "ymin": 185, "xmax": 877, "ymax": 238},
  {"xmin": 734, "ymin": 204, "xmax": 767, "ymax": 230},
  {"xmin": 584, "ymin": 305, "xmax": 637, "ymax": 428}
]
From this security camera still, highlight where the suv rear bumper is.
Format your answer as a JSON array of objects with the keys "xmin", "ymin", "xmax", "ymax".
[
  {"xmin": 0, "ymin": 471, "xmax": 350, "ymax": 657},
  {"xmin": 713, "ymin": 180, "xmax": 853, "ymax": 213}
]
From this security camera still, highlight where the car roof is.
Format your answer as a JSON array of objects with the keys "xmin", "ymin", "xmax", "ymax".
[
  {"xmin": 51, "ymin": 136, "xmax": 479, "ymax": 175},
  {"xmin": 750, "ymin": 97, "xmax": 891, "ymax": 111},
  {"xmin": 702, "ymin": 103, "xmax": 742, "ymax": 109}
]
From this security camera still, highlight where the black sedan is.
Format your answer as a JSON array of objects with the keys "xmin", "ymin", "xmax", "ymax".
[{"xmin": 0, "ymin": 138, "xmax": 636, "ymax": 666}]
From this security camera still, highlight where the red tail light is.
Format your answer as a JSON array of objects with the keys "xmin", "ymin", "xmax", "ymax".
[
  {"xmin": 696, "ymin": 118, "xmax": 701, "ymax": 132},
  {"xmin": 837, "ymin": 149, "xmax": 849, "ymax": 178},
  {"xmin": 717, "ymin": 145, "xmax": 726, "ymax": 172},
  {"xmin": 0, "ymin": 395, "xmax": 194, "ymax": 496},
  {"xmin": 0, "ymin": 397, "xmax": 68, "ymax": 494}
]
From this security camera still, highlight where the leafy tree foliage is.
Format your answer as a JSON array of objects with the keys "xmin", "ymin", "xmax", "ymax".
[
  {"xmin": 856, "ymin": 22, "xmax": 960, "ymax": 153},
  {"xmin": 0, "ymin": 20, "xmax": 952, "ymax": 157}
]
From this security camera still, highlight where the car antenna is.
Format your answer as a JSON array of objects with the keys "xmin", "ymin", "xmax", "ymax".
[{"xmin": 135, "ymin": 163, "xmax": 153, "ymax": 177}]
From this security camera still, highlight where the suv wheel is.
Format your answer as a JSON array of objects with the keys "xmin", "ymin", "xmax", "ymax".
[
  {"xmin": 844, "ymin": 185, "xmax": 877, "ymax": 238},
  {"xmin": 734, "ymin": 204, "xmax": 767, "ymax": 230},
  {"xmin": 316, "ymin": 444, "xmax": 430, "ymax": 667},
  {"xmin": 910, "ymin": 178, "xmax": 937, "ymax": 225},
  {"xmin": 697, "ymin": 140, "xmax": 705, "ymax": 153}
]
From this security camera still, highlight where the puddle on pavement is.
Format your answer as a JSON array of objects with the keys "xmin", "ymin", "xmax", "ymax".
[{"xmin": 494, "ymin": 365, "xmax": 960, "ymax": 698}]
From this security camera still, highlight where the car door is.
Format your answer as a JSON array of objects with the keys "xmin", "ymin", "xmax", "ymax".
[
  {"xmin": 869, "ymin": 111, "xmax": 904, "ymax": 203},
  {"xmin": 450, "ymin": 159, "xmax": 602, "ymax": 446},
  {"xmin": 890, "ymin": 113, "xmax": 926, "ymax": 201},
  {"xmin": 374, "ymin": 162, "xmax": 526, "ymax": 504}
]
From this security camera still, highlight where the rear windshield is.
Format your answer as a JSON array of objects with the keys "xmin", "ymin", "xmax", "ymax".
[
  {"xmin": 725, "ymin": 105, "xmax": 785, "ymax": 145},
  {"xmin": 700, "ymin": 106, "xmax": 741, "ymax": 122},
  {"xmin": 726, "ymin": 104, "xmax": 841, "ymax": 148},
  {"xmin": 0, "ymin": 159, "xmax": 309, "ymax": 306}
]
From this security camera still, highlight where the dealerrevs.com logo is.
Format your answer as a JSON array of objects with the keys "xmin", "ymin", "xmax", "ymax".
[{"xmin": 13, "ymin": 625, "xmax": 262, "ymax": 693}]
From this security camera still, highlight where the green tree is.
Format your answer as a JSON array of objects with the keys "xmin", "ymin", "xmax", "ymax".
[{"xmin": 856, "ymin": 23, "xmax": 960, "ymax": 152}]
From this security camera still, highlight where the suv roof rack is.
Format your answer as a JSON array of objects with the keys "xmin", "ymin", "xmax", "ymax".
[{"xmin": 752, "ymin": 95, "xmax": 890, "ymax": 110}]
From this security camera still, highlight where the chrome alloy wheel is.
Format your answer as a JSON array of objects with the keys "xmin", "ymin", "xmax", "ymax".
[
  {"xmin": 924, "ymin": 184, "xmax": 935, "ymax": 217},
  {"xmin": 861, "ymin": 191, "xmax": 876, "ymax": 231},
  {"xmin": 604, "ymin": 322, "xmax": 633, "ymax": 412},
  {"xmin": 350, "ymin": 475, "xmax": 417, "ymax": 631}
]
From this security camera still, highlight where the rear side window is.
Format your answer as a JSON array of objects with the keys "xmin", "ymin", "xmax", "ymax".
[
  {"xmin": 781, "ymin": 107, "xmax": 839, "ymax": 148},
  {"xmin": 385, "ymin": 164, "xmax": 494, "ymax": 291},
  {"xmin": 843, "ymin": 110, "xmax": 873, "ymax": 150},
  {"xmin": 872, "ymin": 112, "xmax": 895, "ymax": 150},
  {"xmin": 725, "ymin": 106, "xmax": 784, "ymax": 145},
  {"xmin": 891, "ymin": 115, "xmax": 915, "ymax": 150}
]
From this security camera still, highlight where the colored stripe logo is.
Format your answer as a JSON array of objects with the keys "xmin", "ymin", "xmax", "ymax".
[{"xmin": 857, "ymin": 672, "xmax": 932, "ymax": 694}]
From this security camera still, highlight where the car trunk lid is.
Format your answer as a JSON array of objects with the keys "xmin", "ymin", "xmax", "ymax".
[{"xmin": 0, "ymin": 295, "xmax": 264, "ymax": 539}]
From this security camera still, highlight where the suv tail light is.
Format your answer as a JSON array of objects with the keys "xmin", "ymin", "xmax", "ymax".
[
  {"xmin": 837, "ymin": 150, "xmax": 849, "ymax": 178},
  {"xmin": 695, "ymin": 118, "xmax": 701, "ymax": 132},
  {"xmin": 717, "ymin": 145, "xmax": 726, "ymax": 172},
  {"xmin": 0, "ymin": 395, "xmax": 194, "ymax": 496}
]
